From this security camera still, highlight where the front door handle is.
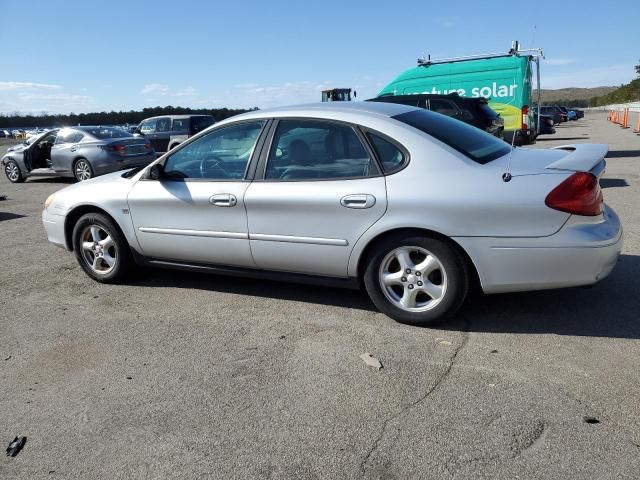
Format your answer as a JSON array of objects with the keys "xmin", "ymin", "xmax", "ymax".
[
  {"xmin": 340, "ymin": 194, "xmax": 376, "ymax": 209},
  {"xmin": 209, "ymin": 193, "xmax": 237, "ymax": 207}
]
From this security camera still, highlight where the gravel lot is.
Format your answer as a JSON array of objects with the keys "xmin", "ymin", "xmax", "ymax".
[{"xmin": 1, "ymin": 112, "xmax": 639, "ymax": 479}]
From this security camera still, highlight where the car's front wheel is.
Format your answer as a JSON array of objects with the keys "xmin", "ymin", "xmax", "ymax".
[
  {"xmin": 72, "ymin": 213, "xmax": 132, "ymax": 283},
  {"xmin": 364, "ymin": 235, "xmax": 469, "ymax": 326},
  {"xmin": 4, "ymin": 160, "xmax": 25, "ymax": 183}
]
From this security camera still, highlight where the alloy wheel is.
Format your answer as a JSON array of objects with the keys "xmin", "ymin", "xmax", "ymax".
[
  {"xmin": 80, "ymin": 225, "xmax": 117, "ymax": 275},
  {"xmin": 378, "ymin": 246, "xmax": 447, "ymax": 312},
  {"xmin": 5, "ymin": 163, "xmax": 20, "ymax": 182},
  {"xmin": 75, "ymin": 160, "xmax": 92, "ymax": 181}
]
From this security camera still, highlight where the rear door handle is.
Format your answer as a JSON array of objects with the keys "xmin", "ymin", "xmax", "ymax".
[
  {"xmin": 340, "ymin": 194, "xmax": 376, "ymax": 209},
  {"xmin": 209, "ymin": 193, "xmax": 237, "ymax": 207}
]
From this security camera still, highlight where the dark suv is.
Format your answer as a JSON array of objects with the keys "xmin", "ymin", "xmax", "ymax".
[
  {"xmin": 367, "ymin": 94, "xmax": 504, "ymax": 139},
  {"xmin": 136, "ymin": 115, "xmax": 215, "ymax": 154}
]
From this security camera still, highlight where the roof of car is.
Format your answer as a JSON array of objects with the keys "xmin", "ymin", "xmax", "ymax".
[
  {"xmin": 231, "ymin": 101, "xmax": 420, "ymax": 120},
  {"xmin": 142, "ymin": 114, "xmax": 214, "ymax": 121}
]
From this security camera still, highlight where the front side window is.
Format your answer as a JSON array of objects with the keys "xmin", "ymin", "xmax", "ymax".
[
  {"xmin": 139, "ymin": 119, "xmax": 156, "ymax": 134},
  {"xmin": 163, "ymin": 121, "xmax": 265, "ymax": 180},
  {"xmin": 265, "ymin": 120, "xmax": 375, "ymax": 180}
]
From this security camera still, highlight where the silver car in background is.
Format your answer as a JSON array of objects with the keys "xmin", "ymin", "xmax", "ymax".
[
  {"xmin": 42, "ymin": 102, "xmax": 622, "ymax": 326},
  {"xmin": 2, "ymin": 126, "xmax": 155, "ymax": 183}
]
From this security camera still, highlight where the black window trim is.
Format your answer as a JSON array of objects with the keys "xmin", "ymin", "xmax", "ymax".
[
  {"xmin": 151, "ymin": 119, "xmax": 270, "ymax": 183},
  {"xmin": 358, "ymin": 127, "xmax": 411, "ymax": 176},
  {"xmin": 254, "ymin": 117, "xmax": 383, "ymax": 183}
]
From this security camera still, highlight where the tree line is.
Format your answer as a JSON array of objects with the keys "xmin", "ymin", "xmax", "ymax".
[
  {"xmin": 589, "ymin": 78, "xmax": 640, "ymax": 107},
  {"xmin": 0, "ymin": 105, "xmax": 256, "ymax": 128}
]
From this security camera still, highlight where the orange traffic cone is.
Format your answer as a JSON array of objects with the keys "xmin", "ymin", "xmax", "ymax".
[
  {"xmin": 621, "ymin": 108, "xmax": 629, "ymax": 129},
  {"xmin": 633, "ymin": 113, "xmax": 640, "ymax": 134}
]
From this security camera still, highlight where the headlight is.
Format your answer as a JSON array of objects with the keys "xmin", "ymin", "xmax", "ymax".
[{"xmin": 44, "ymin": 193, "xmax": 56, "ymax": 210}]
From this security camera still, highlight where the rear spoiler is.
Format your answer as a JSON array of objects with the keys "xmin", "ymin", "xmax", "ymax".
[{"xmin": 546, "ymin": 144, "xmax": 608, "ymax": 173}]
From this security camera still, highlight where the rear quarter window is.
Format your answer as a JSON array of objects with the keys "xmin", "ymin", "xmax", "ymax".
[{"xmin": 393, "ymin": 109, "xmax": 510, "ymax": 165}]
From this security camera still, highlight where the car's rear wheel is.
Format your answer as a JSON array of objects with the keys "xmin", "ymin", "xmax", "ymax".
[
  {"xmin": 72, "ymin": 213, "xmax": 132, "ymax": 283},
  {"xmin": 364, "ymin": 235, "xmax": 468, "ymax": 326},
  {"xmin": 4, "ymin": 160, "xmax": 25, "ymax": 183},
  {"xmin": 74, "ymin": 159, "xmax": 93, "ymax": 182}
]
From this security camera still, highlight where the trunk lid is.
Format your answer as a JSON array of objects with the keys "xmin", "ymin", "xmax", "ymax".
[{"xmin": 492, "ymin": 144, "xmax": 607, "ymax": 178}]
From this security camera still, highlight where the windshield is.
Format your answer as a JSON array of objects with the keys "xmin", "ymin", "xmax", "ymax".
[{"xmin": 393, "ymin": 109, "xmax": 510, "ymax": 164}]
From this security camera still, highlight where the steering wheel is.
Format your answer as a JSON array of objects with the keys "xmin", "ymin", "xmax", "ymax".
[{"xmin": 199, "ymin": 155, "xmax": 228, "ymax": 178}]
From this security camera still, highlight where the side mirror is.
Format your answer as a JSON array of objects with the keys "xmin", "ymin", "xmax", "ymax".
[{"xmin": 147, "ymin": 163, "xmax": 164, "ymax": 180}]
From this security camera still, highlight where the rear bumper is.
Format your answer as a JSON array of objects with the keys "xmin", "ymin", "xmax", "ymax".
[
  {"xmin": 454, "ymin": 205, "xmax": 623, "ymax": 294},
  {"xmin": 42, "ymin": 209, "xmax": 67, "ymax": 249}
]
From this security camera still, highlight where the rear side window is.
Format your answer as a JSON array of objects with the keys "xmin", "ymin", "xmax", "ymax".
[
  {"xmin": 190, "ymin": 116, "xmax": 216, "ymax": 135},
  {"xmin": 84, "ymin": 127, "xmax": 131, "ymax": 139},
  {"xmin": 265, "ymin": 120, "xmax": 376, "ymax": 180},
  {"xmin": 55, "ymin": 129, "xmax": 84, "ymax": 144},
  {"xmin": 478, "ymin": 103, "xmax": 499, "ymax": 119},
  {"xmin": 171, "ymin": 118, "xmax": 189, "ymax": 131},
  {"xmin": 367, "ymin": 133, "xmax": 405, "ymax": 173},
  {"xmin": 156, "ymin": 117, "xmax": 171, "ymax": 132},
  {"xmin": 393, "ymin": 109, "xmax": 510, "ymax": 164},
  {"xmin": 428, "ymin": 99, "xmax": 458, "ymax": 116}
]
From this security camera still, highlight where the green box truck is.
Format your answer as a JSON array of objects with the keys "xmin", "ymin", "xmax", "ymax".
[{"xmin": 378, "ymin": 42, "xmax": 543, "ymax": 145}]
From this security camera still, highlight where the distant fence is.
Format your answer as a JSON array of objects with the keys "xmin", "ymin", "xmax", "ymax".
[{"xmin": 588, "ymin": 102, "xmax": 640, "ymax": 112}]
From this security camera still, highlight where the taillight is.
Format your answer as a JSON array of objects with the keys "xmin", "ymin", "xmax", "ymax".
[
  {"xmin": 522, "ymin": 105, "xmax": 529, "ymax": 131},
  {"xmin": 545, "ymin": 172, "xmax": 603, "ymax": 216},
  {"xmin": 112, "ymin": 144, "xmax": 126, "ymax": 152}
]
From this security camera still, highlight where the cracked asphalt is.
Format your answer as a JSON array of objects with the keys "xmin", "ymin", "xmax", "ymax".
[{"xmin": 1, "ymin": 112, "xmax": 639, "ymax": 479}]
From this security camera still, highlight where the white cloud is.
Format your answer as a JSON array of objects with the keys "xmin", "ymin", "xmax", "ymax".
[
  {"xmin": 140, "ymin": 84, "xmax": 197, "ymax": 97},
  {"xmin": 175, "ymin": 87, "xmax": 197, "ymax": 97},
  {"xmin": 0, "ymin": 81, "xmax": 62, "ymax": 91},
  {"xmin": 140, "ymin": 83, "xmax": 169, "ymax": 95},
  {"xmin": 436, "ymin": 16, "xmax": 457, "ymax": 28},
  {"xmin": 544, "ymin": 58, "xmax": 576, "ymax": 66}
]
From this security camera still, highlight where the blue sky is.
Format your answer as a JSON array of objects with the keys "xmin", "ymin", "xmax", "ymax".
[{"xmin": 1, "ymin": 0, "xmax": 638, "ymax": 114}]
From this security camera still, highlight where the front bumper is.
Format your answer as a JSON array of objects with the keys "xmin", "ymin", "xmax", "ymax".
[
  {"xmin": 454, "ymin": 205, "xmax": 623, "ymax": 294},
  {"xmin": 42, "ymin": 209, "xmax": 68, "ymax": 250}
]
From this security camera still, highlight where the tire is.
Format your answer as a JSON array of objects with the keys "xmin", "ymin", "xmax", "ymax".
[
  {"xmin": 74, "ymin": 158, "xmax": 94, "ymax": 182},
  {"xmin": 363, "ymin": 235, "xmax": 469, "ymax": 326},
  {"xmin": 72, "ymin": 213, "xmax": 133, "ymax": 283},
  {"xmin": 4, "ymin": 160, "xmax": 25, "ymax": 183}
]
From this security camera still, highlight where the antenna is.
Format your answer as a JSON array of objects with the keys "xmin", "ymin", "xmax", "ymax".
[{"xmin": 502, "ymin": 133, "xmax": 517, "ymax": 182}]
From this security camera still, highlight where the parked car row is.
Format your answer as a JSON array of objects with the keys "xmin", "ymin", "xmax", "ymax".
[{"xmin": 2, "ymin": 126, "xmax": 155, "ymax": 183}]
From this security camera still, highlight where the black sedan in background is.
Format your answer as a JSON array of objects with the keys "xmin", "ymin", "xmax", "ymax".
[
  {"xmin": 367, "ymin": 93, "xmax": 504, "ymax": 139},
  {"xmin": 2, "ymin": 126, "xmax": 155, "ymax": 183}
]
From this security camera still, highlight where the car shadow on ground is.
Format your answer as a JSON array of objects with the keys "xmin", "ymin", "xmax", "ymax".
[
  {"xmin": 25, "ymin": 177, "xmax": 75, "ymax": 184},
  {"xmin": 600, "ymin": 178, "xmax": 629, "ymax": 188},
  {"xmin": 0, "ymin": 211, "xmax": 26, "ymax": 221},
  {"xmin": 129, "ymin": 254, "xmax": 639, "ymax": 339},
  {"xmin": 537, "ymin": 136, "xmax": 590, "ymax": 141},
  {"xmin": 442, "ymin": 253, "xmax": 640, "ymax": 340},
  {"xmin": 606, "ymin": 150, "xmax": 640, "ymax": 159}
]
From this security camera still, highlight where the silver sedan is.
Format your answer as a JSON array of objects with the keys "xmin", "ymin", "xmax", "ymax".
[{"xmin": 42, "ymin": 102, "xmax": 622, "ymax": 326}]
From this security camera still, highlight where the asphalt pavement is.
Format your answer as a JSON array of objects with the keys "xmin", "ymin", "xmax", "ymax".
[{"xmin": 1, "ymin": 112, "xmax": 639, "ymax": 479}]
